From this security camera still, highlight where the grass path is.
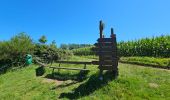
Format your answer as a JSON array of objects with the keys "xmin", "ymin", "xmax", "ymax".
[{"xmin": 0, "ymin": 56, "xmax": 170, "ymax": 100}]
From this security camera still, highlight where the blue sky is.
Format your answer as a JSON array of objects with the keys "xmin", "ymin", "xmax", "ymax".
[{"xmin": 0, "ymin": 0, "xmax": 170, "ymax": 46}]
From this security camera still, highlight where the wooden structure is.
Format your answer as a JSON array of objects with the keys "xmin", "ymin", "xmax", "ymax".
[
  {"xmin": 92, "ymin": 20, "xmax": 119, "ymax": 78},
  {"xmin": 36, "ymin": 59, "xmax": 92, "ymax": 76},
  {"xmin": 50, "ymin": 61, "xmax": 91, "ymax": 74},
  {"xmin": 36, "ymin": 20, "xmax": 118, "ymax": 79}
]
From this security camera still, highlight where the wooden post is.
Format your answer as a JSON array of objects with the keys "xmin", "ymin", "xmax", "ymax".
[
  {"xmin": 58, "ymin": 63, "xmax": 61, "ymax": 72},
  {"xmin": 99, "ymin": 20, "xmax": 104, "ymax": 39},
  {"xmin": 84, "ymin": 64, "xmax": 87, "ymax": 69},
  {"xmin": 110, "ymin": 28, "xmax": 114, "ymax": 38},
  {"xmin": 95, "ymin": 21, "xmax": 118, "ymax": 80}
]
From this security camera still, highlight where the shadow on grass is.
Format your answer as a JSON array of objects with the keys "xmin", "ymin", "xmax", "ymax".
[
  {"xmin": 0, "ymin": 64, "xmax": 11, "ymax": 75},
  {"xmin": 50, "ymin": 81, "xmax": 80, "ymax": 90},
  {"xmin": 59, "ymin": 71, "xmax": 116, "ymax": 99},
  {"xmin": 45, "ymin": 70, "xmax": 89, "ymax": 82}
]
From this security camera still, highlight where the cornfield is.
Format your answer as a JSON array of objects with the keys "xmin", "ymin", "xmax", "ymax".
[{"xmin": 118, "ymin": 35, "xmax": 170, "ymax": 57}]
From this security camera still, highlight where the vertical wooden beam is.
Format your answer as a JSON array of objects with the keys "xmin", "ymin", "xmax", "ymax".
[
  {"xmin": 99, "ymin": 20, "xmax": 104, "ymax": 39},
  {"xmin": 110, "ymin": 28, "xmax": 114, "ymax": 38}
]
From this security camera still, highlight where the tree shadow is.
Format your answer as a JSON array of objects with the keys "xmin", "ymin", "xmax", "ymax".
[
  {"xmin": 0, "ymin": 64, "xmax": 11, "ymax": 75},
  {"xmin": 59, "ymin": 71, "xmax": 116, "ymax": 99},
  {"xmin": 45, "ymin": 70, "xmax": 89, "ymax": 82}
]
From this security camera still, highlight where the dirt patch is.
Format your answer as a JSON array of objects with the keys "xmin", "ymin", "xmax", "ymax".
[
  {"xmin": 42, "ymin": 79, "xmax": 74, "ymax": 86},
  {"xmin": 42, "ymin": 79, "xmax": 64, "ymax": 85},
  {"xmin": 149, "ymin": 83, "xmax": 159, "ymax": 88}
]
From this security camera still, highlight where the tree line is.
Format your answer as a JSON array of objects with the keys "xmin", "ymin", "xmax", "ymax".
[{"xmin": 60, "ymin": 44, "xmax": 93, "ymax": 50}]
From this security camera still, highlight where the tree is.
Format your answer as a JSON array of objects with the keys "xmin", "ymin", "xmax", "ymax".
[
  {"xmin": 39, "ymin": 35, "xmax": 47, "ymax": 44},
  {"xmin": 50, "ymin": 40, "xmax": 57, "ymax": 49},
  {"xmin": 60, "ymin": 44, "xmax": 68, "ymax": 50},
  {"xmin": 0, "ymin": 32, "xmax": 34, "ymax": 66}
]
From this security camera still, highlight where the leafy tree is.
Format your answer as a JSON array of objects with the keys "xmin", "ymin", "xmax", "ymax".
[
  {"xmin": 50, "ymin": 40, "xmax": 57, "ymax": 49},
  {"xmin": 60, "ymin": 44, "xmax": 68, "ymax": 50},
  {"xmin": 0, "ymin": 32, "xmax": 34, "ymax": 66},
  {"xmin": 39, "ymin": 35, "xmax": 47, "ymax": 44}
]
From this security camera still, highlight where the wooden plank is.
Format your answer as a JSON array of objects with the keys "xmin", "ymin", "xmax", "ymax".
[
  {"xmin": 98, "ymin": 65, "xmax": 116, "ymax": 70},
  {"xmin": 96, "ymin": 51, "xmax": 117, "ymax": 55},
  {"xmin": 55, "ymin": 61, "xmax": 92, "ymax": 64},
  {"xmin": 35, "ymin": 60, "xmax": 48, "ymax": 67},
  {"xmin": 100, "ymin": 55, "xmax": 118, "ymax": 57},
  {"xmin": 92, "ymin": 61, "xmax": 118, "ymax": 65},
  {"xmin": 92, "ymin": 47, "xmax": 116, "ymax": 52},
  {"xmin": 100, "ymin": 56, "xmax": 119, "ymax": 60},
  {"xmin": 49, "ymin": 67, "xmax": 90, "ymax": 71},
  {"xmin": 94, "ymin": 43, "xmax": 116, "ymax": 47},
  {"xmin": 94, "ymin": 46, "xmax": 116, "ymax": 49},
  {"xmin": 97, "ymin": 38, "xmax": 116, "ymax": 42}
]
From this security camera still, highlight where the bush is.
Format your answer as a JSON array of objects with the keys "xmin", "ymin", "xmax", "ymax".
[
  {"xmin": 0, "ymin": 33, "xmax": 34, "ymax": 67},
  {"xmin": 34, "ymin": 43, "xmax": 73, "ymax": 63},
  {"xmin": 56, "ymin": 49, "xmax": 73, "ymax": 60},
  {"xmin": 72, "ymin": 47, "xmax": 95, "ymax": 56},
  {"xmin": 120, "ymin": 57, "xmax": 170, "ymax": 68}
]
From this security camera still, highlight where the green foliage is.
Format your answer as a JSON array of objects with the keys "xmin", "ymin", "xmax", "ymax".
[
  {"xmin": 72, "ymin": 35, "xmax": 170, "ymax": 57},
  {"xmin": 50, "ymin": 40, "xmax": 57, "ymax": 48},
  {"xmin": 120, "ymin": 57, "xmax": 170, "ymax": 68},
  {"xmin": 60, "ymin": 44, "xmax": 68, "ymax": 50},
  {"xmin": 0, "ymin": 33, "xmax": 34, "ymax": 66},
  {"xmin": 0, "ymin": 33, "xmax": 73, "ymax": 69},
  {"xmin": 34, "ymin": 44, "xmax": 73, "ymax": 63},
  {"xmin": 39, "ymin": 35, "xmax": 47, "ymax": 44},
  {"xmin": 0, "ymin": 56, "xmax": 170, "ymax": 99},
  {"xmin": 56, "ymin": 49, "xmax": 73, "ymax": 60},
  {"xmin": 60, "ymin": 44, "xmax": 92, "ymax": 50},
  {"xmin": 118, "ymin": 35, "xmax": 170, "ymax": 57},
  {"xmin": 72, "ymin": 47, "xmax": 95, "ymax": 56}
]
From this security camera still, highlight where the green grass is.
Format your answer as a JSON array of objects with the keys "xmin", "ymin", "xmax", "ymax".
[
  {"xmin": 120, "ymin": 57, "xmax": 170, "ymax": 68},
  {"xmin": 0, "ymin": 56, "xmax": 170, "ymax": 100}
]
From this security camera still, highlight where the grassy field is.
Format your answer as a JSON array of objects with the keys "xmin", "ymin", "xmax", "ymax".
[{"xmin": 0, "ymin": 56, "xmax": 170, "ymax": 100}]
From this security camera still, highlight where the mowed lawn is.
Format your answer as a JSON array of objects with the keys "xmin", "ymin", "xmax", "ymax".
[{"xmin": 0, "ymin": 56, "xmax": 170, "ymax": 100}]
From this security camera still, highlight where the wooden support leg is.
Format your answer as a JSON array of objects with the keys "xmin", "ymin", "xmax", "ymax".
[
  {"xmin": 58, "ymin": 63, "xmax": 61, "ymax": 72},
  {"xmin": 84, "ymin": 64, "xmax": 87, "ymax": 69},
  {"xmin": 99, "ymin": 67, "xmax": 103, "ymax": 80},
  {"xmin": 52, "ymin": 68, "xmax": 55, "ymax": 77},
  {"xmin": 112, "ymin": 67, "xmax": 118, "ymax": 78}
]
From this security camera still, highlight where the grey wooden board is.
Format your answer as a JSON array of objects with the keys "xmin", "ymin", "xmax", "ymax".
[
  {"xmin": 55, "ymin": 61, "xmax": 92, "ymax": 64},
  {"xmin": 92, "ymin": 47, "xmax": 116, "ymax": 52},
  {"xmin": 98, "ymin": 65, "xmax": 117, "ymax": 70},
  {"xmin": 97, "ymin": 38, "xmax": 116, "ymax": 42},
  {"xmin": 92, "ymin": 61, "xmax": 118, "ymax": 65},
  {"xmin": 96, "ymin": 51, "xmax": 117, "ymax": 55},
  {"xmin": 49, "ymin": 67, "xmax": 90, "ymax": 71},
  {"xmin": 94, "ymin": 43, "xmax": 116, "ymax": 47},
  {"xmin": 100, "ymin": 57, "xmax": 119, "ymax": 61}
]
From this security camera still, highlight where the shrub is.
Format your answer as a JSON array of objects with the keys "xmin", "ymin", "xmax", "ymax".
[
  {"xmin": 34, "ymin": 43, "xmax": 73, "ymax": 63},
  {"xmin": 0, "ymin": 33, "xmax": 34, "ymax": 66},
  {"xmin": 72, "ymin": 47, "xmax": 95, "ymax": 56}
]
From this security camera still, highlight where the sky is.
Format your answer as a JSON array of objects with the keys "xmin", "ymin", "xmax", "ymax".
[{"xmin": 0, "ymin": 0, "xmax": 170, "ymax": 46}]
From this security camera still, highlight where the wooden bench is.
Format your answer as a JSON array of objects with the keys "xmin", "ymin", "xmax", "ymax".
[
  {"xmin": 49, "ymin": 61, "xmax": 92, "ymax": 76},
  {"xmin": 0, "ymin": 65, "xmax": 9, "ymax": 74}
]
